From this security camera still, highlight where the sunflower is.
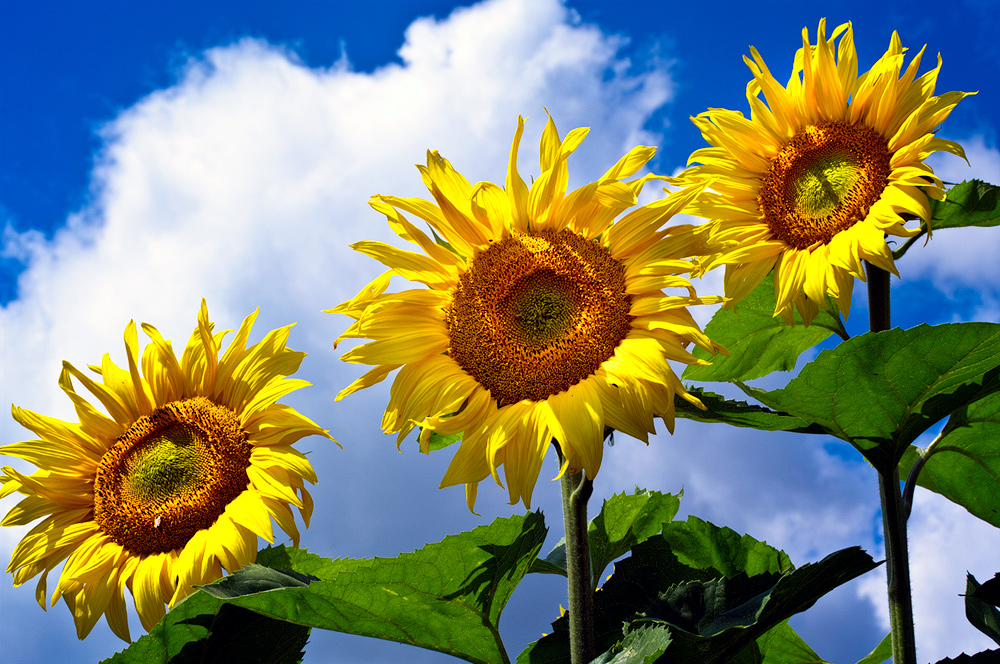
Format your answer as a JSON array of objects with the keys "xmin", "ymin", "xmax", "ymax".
[
  {"xmin": 331, "ymin": 115, "xmax": 723, "ymax": 511},
  {"xmin": 673, "ymin": 19, "xmax": 972, "ymax": 324},
  {"xmin": 0, "ymin": 301, "xmax": 332, "ymax": 641}
]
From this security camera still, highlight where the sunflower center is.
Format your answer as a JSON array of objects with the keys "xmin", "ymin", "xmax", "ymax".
[
  {"xmin": 506, "ymin": 273, "xmax": 578, "ymax": 343},
  {"xmin": 447, "ymin": 229, "xmax": 632, "ymax": 406},
  {"xmin": 759, "ymin": 120, "xmax": 891, "ymax": 249},
  {"xmin": 93, "ymin": 397, "xmax": 252, "ymax": 555}
]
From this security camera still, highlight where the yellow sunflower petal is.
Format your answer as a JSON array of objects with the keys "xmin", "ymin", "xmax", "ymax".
[
  {"xmin": 2, "ymin": 302, "xmax": 328, "ymax": 641},
  {"xmin": 678, "ymin": 20, "xmax": 970, "ymax": 323},
  {"xmin": 332, "ymin": 116, "xmax": 719, "ymax": 510}
]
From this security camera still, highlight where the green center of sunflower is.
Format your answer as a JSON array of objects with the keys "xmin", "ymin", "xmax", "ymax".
[
  {"xmin": 125, "ymin": 426, "xmax": 204, "ymax": 500},
  {"xmin": 93, "ymin": 397, "xmax": 252, "ymax": 555},
  {"xmin": 447, "ymin": 229, "xmax": 632, "ymax": 406},
  {"xmin": 758, "ymin": 120, "xmax": 891, "ymax": 249},
  {"xmin": 793, "ymin": 151, "xmax": 858, "ymax": 217},
  {"xmin": 507, "ymin": 273, "xmax": 578, "ymax": 343}
]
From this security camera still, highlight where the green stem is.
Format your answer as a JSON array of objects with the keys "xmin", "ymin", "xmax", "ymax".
[
  {"xmin": 866, "ymin": 261, "xmax": 917, "ymax": 664},
  {"xmin": 866, "ymin": 261, "xmax": 891, "ymax": 333},
  {"xmin": 557, "ymin": 446, "xmax": 595, "ymax": 664}
]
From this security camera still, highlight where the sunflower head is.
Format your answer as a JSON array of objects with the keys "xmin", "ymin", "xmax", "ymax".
[
  {"xmin": 673, "ymin": 19, "xmax": 973, "ymax": 324},
  {"xmin": 331, "ymin": 115, "xmax": 723, "ymax": 512},
  {"xmin": 0, "ymin": 301, "xmax": 334, "ymax": 640}
]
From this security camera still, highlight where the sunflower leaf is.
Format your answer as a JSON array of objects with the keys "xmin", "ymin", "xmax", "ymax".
[
  {"xmin": 674, "ymin": 387, "xmax": 829, "ymax": 434},
  {"xmin": 102, "ymin": 591, "xmax": 311, "ymax": 664},
  {"xmin": 855, "ymin": 633, "xmax": 893, "ymax": 664},
  {"xmin": 895, "ymin": 180, "xmax": 1000, "ymax": 260},
  {"xmin": 531, "ymin": 489, "xmax": 682, "ymax": 586},
  {"xmin": 683, "ymin": 272, "xmax": 842, "ymax": 382},
  {"xmin": 214, "ymin": 512, "xmax": 547, "ymax": 664},
  {"xmin": 587, "ymin": 489, "xmax": 682, "ymax": 589},
  {"xmin": 965, "ymin": 573, "xmax": 1000, "ymax": 646},
  {"xmin": 518, "ymin": 516, "xmax": 809, "ymax": 664},
  {"xmin": 755, "ymin": 621, "xmax": 831, "ymax": 664},
  {"xmin": 589, "ymin": 623, "xmax": 673, "ymax": 664},
  {"xmin": 971, "ymin": 573, "xmax": 1000, "ymax": 607},
  {"xmin": 197, "ymin": 564, "xmax": 319, "ymax": 598},
  {"xmin": 745, "ymin": 323, "xmax": 1000, "ymax": 471},
  {"xmin": 930, "ymin": 180, "xmax": 1000, "ymax": 230},
  {"xmin": 898, "ymin": 384, "xmax": 1000, "ymax": 527},
  {"xmin": 625, "ymin": 546, "xmax": 876, "ymax": 664}
]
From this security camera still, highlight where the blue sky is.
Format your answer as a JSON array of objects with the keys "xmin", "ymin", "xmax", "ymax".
[{"xmin": 1, "ymin": 1, "xmax": 998, "ymax": 662}]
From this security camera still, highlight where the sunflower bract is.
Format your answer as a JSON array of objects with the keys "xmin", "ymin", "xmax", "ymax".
[
  {"xmin": 332, "ymin": 115, "xmax": 724, "ymax": 512},
  {"xmin": 673, "ymin": 19, "xmax": 973, "ymax": 324},
  {"xmin": 0, "ymin": 301, "xmax": 333, "ymax": 641}
]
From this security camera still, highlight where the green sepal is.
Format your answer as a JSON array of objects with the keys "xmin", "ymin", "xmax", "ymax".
[{"xmin": 425, "ymin": 430, "xmax": 464, "ymax": 451}]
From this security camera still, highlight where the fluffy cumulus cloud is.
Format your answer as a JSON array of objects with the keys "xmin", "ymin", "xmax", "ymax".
[
  {"xmin": 0, "ymin": 0, "xmax": 675, "ymax": 660},
  {"xmin": 858, "ymin": 490, "xmax": 1000, "ymax": 663},
  {"xmin": 1, "ymin": 0, "xmax": 998, "ymax": 661}
]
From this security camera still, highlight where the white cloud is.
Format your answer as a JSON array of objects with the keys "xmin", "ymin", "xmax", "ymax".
[
  {"xmin": 858, "ymin": 490, "xmax": 1000, "ymax": 662},
  {"xmin": 1, "ymin": 1, "xmax": 997, "ymax": 662},
  {"xmin": 0, "ymin": 0, "xmax": 674, "ymax": 660}
]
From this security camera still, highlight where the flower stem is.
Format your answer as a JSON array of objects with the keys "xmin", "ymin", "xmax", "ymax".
[
  {"xmin": 866, "ymin": 261, "xmax": 917, "ymax": 664},
  {"xmin": 557, "ymin": 447, "xmax": 595, "ymax": 664}
]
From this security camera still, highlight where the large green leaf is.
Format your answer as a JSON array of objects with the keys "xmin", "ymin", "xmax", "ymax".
[
  {"xmin": 517, "ymin": 517, "xmax": 860, "ymax": 664},
  {"xmin": 683, "ymin": 272, "xmax": 843, "ymax": 383},
  {"xmin": 587, "ymin": 490, "xmax": 682, "ymax": 589},
  {"xmin": 746, "ymin": 323, "xmax": 1000, "ymax": 470},
  {"xmin": 673, "ymin": 388, "xmax": 829, "ymax": 435},
  {"xmin": 898, "ymin": 386, "xmax": 1000, "ymax": 527},
  {"xmin": 894, "ymin": 180, "xmax": 1000, "ymax": 260},
  {"xmin": 856, "ymin": 634, "xmax": 892, "ymax": 664},
  {"xmin": 117, "ymin": 513, "xmax": 546, "ymax": 664},
  {"xmin": 102, "ymin": 591, "xmax": 311, "ymax": 664},
  {"xmin": 756, "ymin": 621, "xmax": 829, "ymax": 664},
  {"xmin": 966, "ymin": 573, "xmax": 1000, "ymax": 646},
  {"xmin": 590, "ymin": 624, "xmax": 673, "ymax": 664},
  {"xmin": 198, "ymin": 564, "xmax": 319, "ymax": 598},
  {"xmin": 931, "ymin": 180, "xmax": 1000, "ymax": 229},
  {"xmin": 530, "ymin": 489, "xmax": 682, "ymax": 589},
  {"xmin": 895, "ymin": 180, "xmax": 1000, "ymax": 260},
  {"xmin": 632, "ymin": 546, "xmax": 878, "ymax": 663},
  {"xmin": 662, "ymin": 517, "xmax": 793, "ymax": 578},
  {"xmin": 232, "ymin": 513, "xmax": 547, "ymax": 664}
]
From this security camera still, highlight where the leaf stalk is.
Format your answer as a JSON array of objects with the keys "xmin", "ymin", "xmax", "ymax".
[{"xmin": 901, "ymin": 430, "xmax": 945, "ymax": 520}]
